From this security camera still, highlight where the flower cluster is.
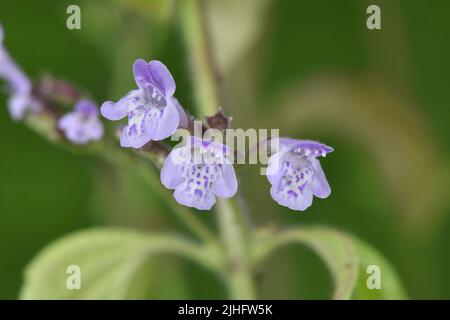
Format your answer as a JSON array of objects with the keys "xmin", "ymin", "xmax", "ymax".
[
  {"xmin": 1, "ymin": 22, "xmax": 333, "ymax": 212},
  {"xmin": 1, "ymin": 23, "xmax": 103, "ymax": 144},
  {"xmin": 98, "ymin": 58, "xmax": 333, "ymax": 211}
]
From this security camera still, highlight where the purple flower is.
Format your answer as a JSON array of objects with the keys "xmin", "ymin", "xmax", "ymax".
[
  {"xmin": 161, "ymin": 137, "xmax": 238, "ymax": 210},
  {"xmin": 267, "ymin": 138, "xmax": 333, "ymax": 211},
  {"xmin": 101, "ymin": 59, "xmax": 187, "ymax": 149},
  {"xmin": 0, "ymin": 23, "xmax": 41, "ymax": 120},
  {"xmin": 58, "ymin": 100, "xmax": 104, "ymax": 145}
]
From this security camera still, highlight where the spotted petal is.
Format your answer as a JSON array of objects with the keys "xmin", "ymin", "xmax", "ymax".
[
  {"xmin": 174, "ymin": 181, "xmax": 216, "ymax": 210},
  {"xmin": 270, "ymin": 185, "xmax": 313, "ymax": 211},
  {"xmin": 119, "ymin": 120, "xmax": 154, "ymax": 149}
]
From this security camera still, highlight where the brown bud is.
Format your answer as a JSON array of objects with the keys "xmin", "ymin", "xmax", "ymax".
[{"xmin": 205, "ymin": 108, "xmax": 232, "ymax": 131}]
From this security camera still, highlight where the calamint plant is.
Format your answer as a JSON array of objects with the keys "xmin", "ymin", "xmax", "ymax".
[{"xmin": 0, "ymin": 1, "xmax": 406, "ymax": 300}]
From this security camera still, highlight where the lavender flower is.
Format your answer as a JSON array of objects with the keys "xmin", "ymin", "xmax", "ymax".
[
  {"xmin": 58, "ymin": 100, "xmax": 104, "ymax": 145},
  {"xmin": 0, "ymin": 23, "xmax": 41, "ymax": 120},
  {"xmin": 101, "ymin": 59, "xmax": 187, "ymax": 149},
  {"xmin": 267, "ymin": 138, "xmax": 333, "ymax": 211},
  {"xmin": 161, "ymin": 137, "xmax": 238, "ymax": 210}
]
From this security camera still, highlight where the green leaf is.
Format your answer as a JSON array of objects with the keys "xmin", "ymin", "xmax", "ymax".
[
  {"xmin": 252, "ymin": 226, "xmax": 407, "ymax": 299},
  {"xmin": 20, "ymin": 228, "xmax": 221, "ymax": 299}
]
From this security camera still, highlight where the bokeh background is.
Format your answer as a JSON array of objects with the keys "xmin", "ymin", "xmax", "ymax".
[{"xmin": 1, "ymin": 0, "xmax": 450, "ymax": 299}]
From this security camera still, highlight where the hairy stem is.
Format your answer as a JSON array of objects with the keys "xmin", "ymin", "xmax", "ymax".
[
  {"xmin": 217, "ymin": 199, "xmax": 256, "ymax": 299},
  {"xmin": 179, "ymin": 0, "xmax": 256, "ymax": 299}
]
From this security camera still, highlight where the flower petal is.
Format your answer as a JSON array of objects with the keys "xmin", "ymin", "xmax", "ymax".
[
  {"xmin": 266, "ymin": 150, "xmax": 287, "ymax": 186},
  {"xmin": 58, "ymin": 113, "xmax": 77, "ymax": 131},
  {"xmin": 212, "ymin": 164, "xmax": 238, "ymax": 198},
  {"xmin": 310, "ymin": 157, "xmax": 331, "ymax": 198},
  {"xmin": 75, "ymin": 99, "xmax": 98, "ymax": 117},
  {"xmin": 8, "ymin": 94, "xmax": 29, "ymax": 121},
  {"xmin": 0, "ymin": 48, "xmax": 31, "ymax": 94},
  {"xmin": 120, "ymin": 118, "xmax": 155, "ymax": 149},
  {"xmin": 86, "ymin": 120, "xmax": 104, "ymax": 141},
  {"xmin": 160, "ymin": 150, "xmax": 184, "ymax": 189},
  {"xmin": 67, "ymin": 131, "xmax": 89, "ymax": 145},
  {"xmin": 171, "ymin": 97, "xmax": 189, "ymax": 129},
  {"xmin": 133, "ymin": 59, "xmax": 176, "ymax": 96},
  {"xmin": 59, "ymin": 115, "xmax": 92, "ymax": 145},
  {"xmin": 100, "ymin": 90, "xmax": 139, "ymax": 121},
  {"xmin": 148, "ymin": 60, "xmax": 176, "ymax": 96},
  {"xmin": 133, "ymin": 59, "xmax": 149, "ymax": 89},
  {"xmin": 174, "ymin": 181, "xmax": 216, "ymax": 210},
  {"xmin": 270, "ymin": 186, "xmax": 313, "ymax": 211},
  {"xmin": 279, "ymin": 138, "xmax": 334, "ymax": 157},
  {"xmin": 151, "ymin": 102, "xmax": 179, "ymax": 141},
  {"xmin": 119, "ymin": 126, "xmax": 131, "ymax": 147},
  {"xmin": 58, "ymin": 100, "xmax": 104, "ymax": 145}
]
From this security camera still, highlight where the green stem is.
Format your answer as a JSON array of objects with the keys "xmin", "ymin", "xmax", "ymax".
[
  {"xmin": 217, "ymin": 199, "xmax": 256, "ymax": 299},
  {"xmin": 179, "ymin": 0, "xmax": 220, "ymax": 115},
  {"xmin": 179, "ymin": 0, "xmax": 256, "ymax": 299}
]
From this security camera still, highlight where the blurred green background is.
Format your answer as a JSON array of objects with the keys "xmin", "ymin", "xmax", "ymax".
[{"xmin": 1, "ymin": 0, "xmax": 450, "ymax": 299}]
